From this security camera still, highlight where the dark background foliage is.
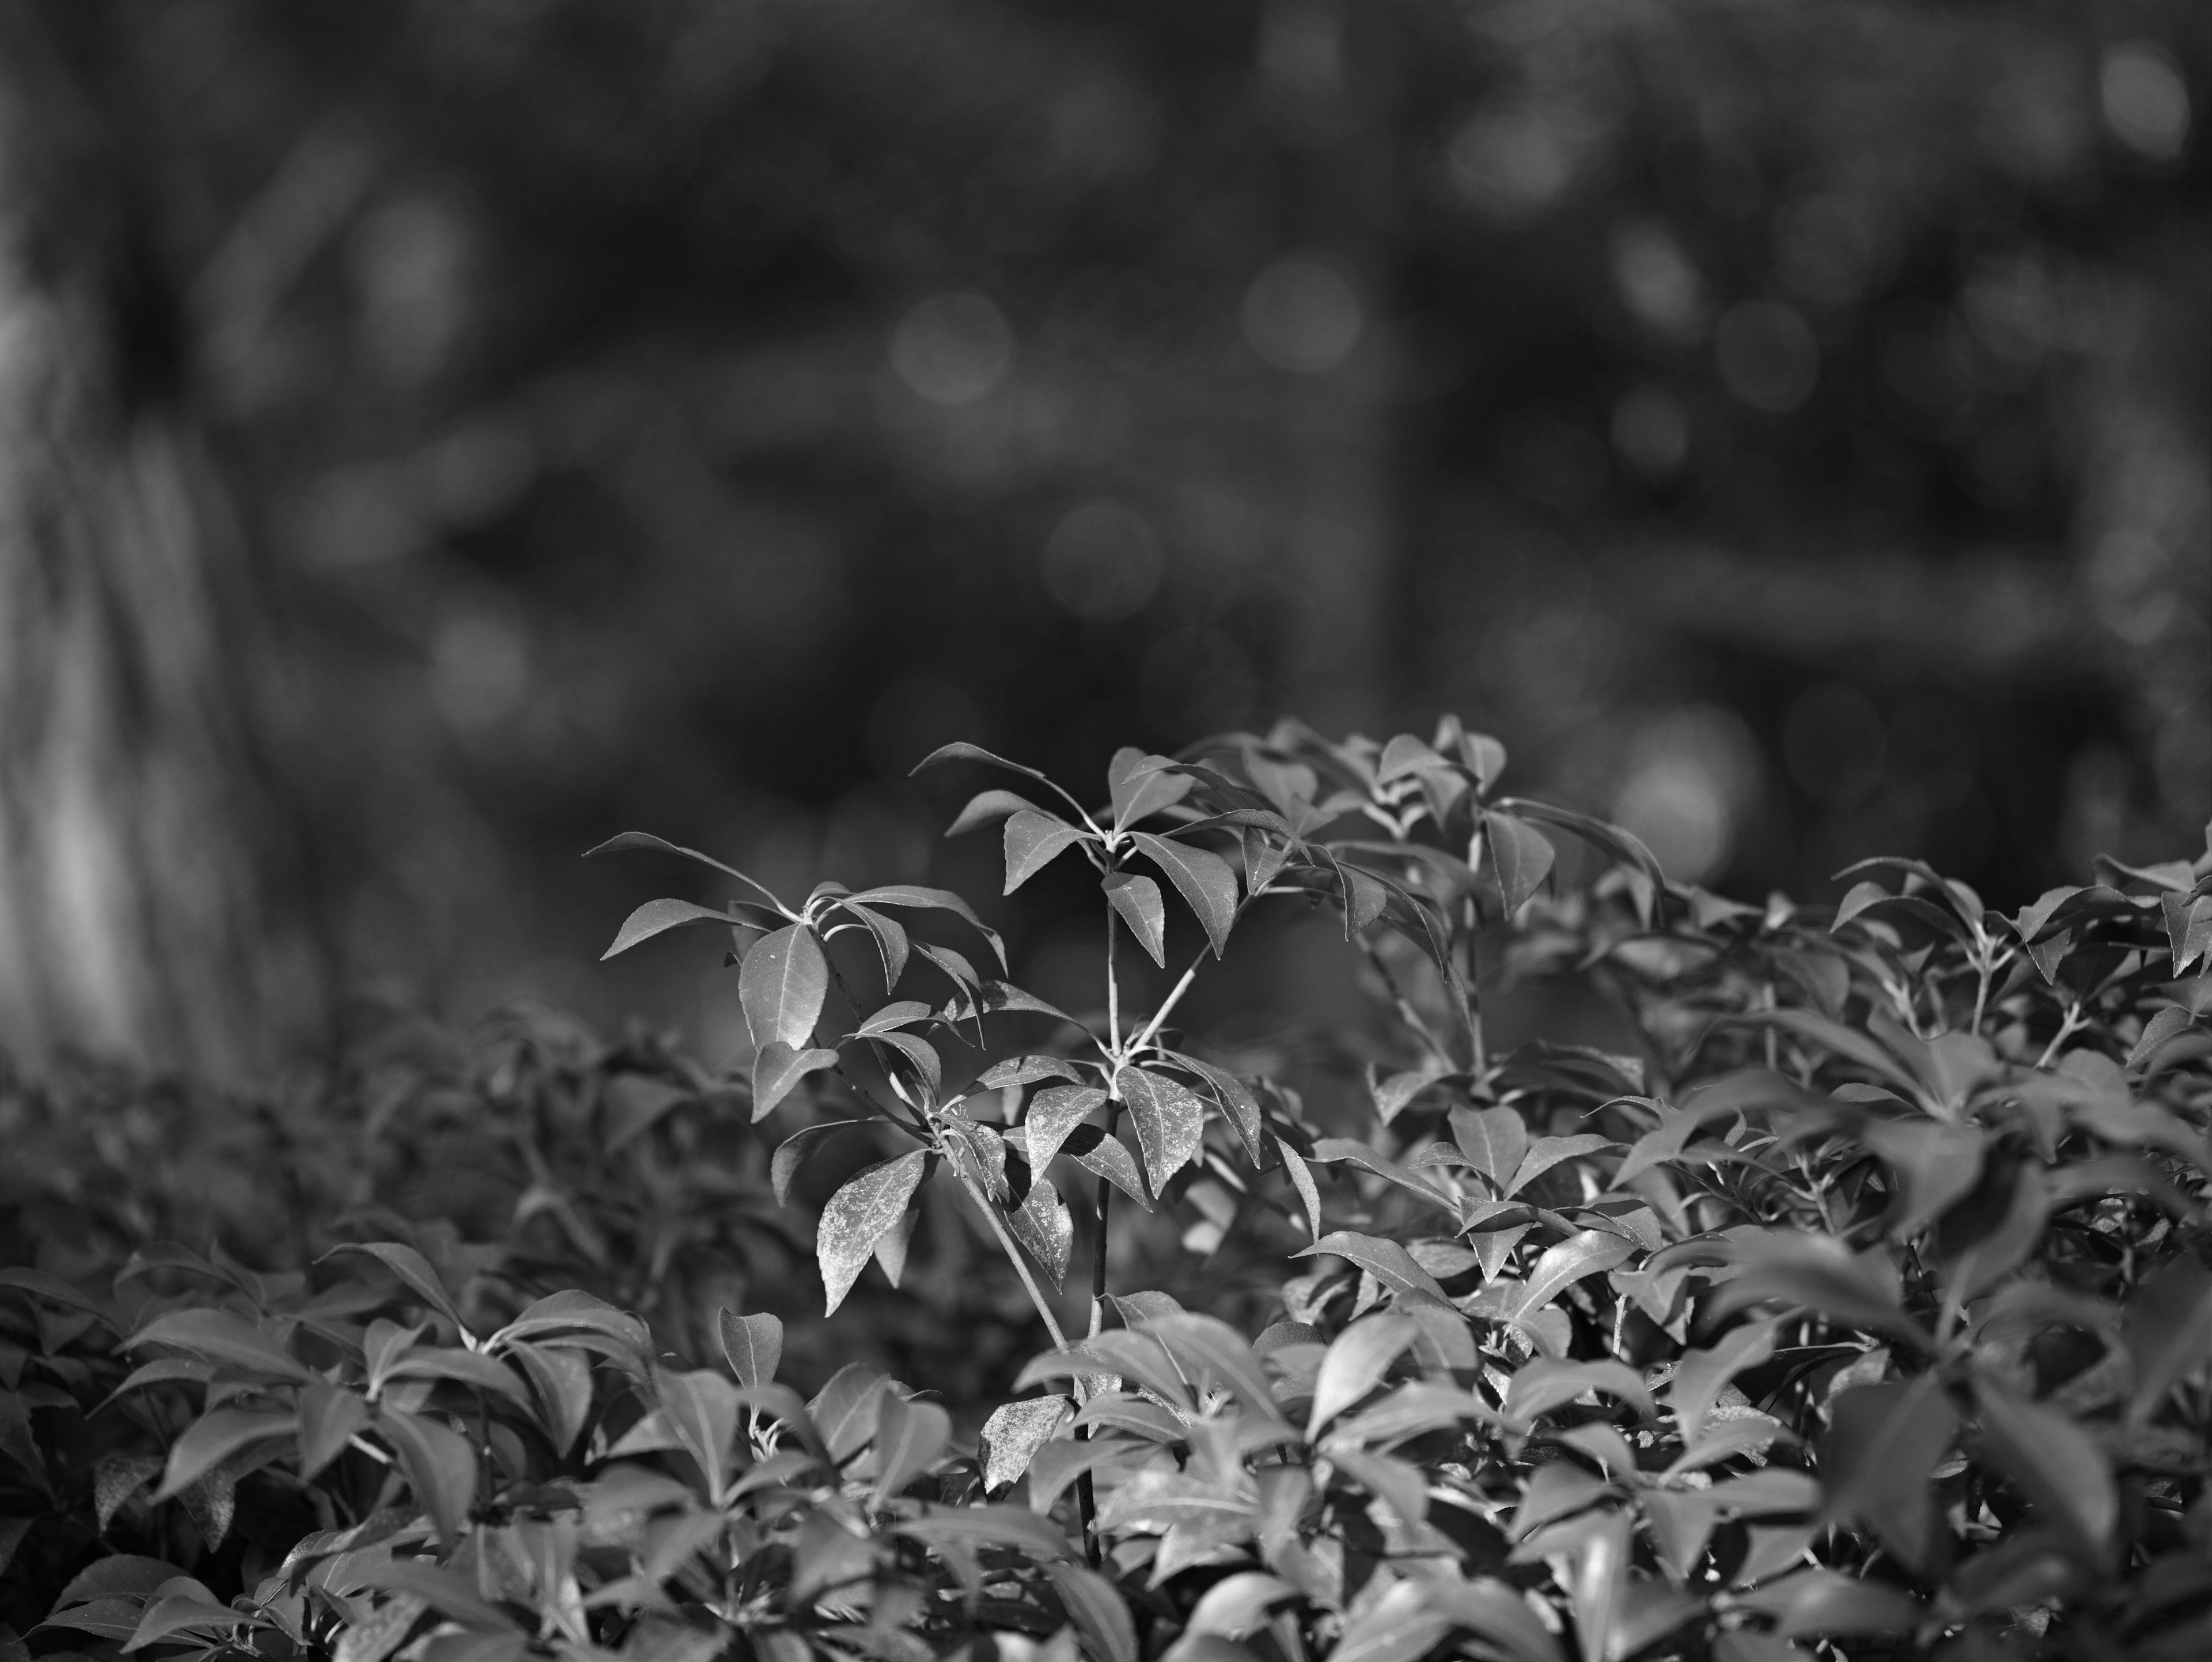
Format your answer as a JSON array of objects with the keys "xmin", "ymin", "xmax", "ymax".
[{"xmin": 0, "ymin": 0, "xmax": 2206, "ymax": 1069}]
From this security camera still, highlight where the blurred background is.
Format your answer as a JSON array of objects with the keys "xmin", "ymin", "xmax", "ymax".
[{"xmin": 0, "ymin": 0, "xmax": 2205, "ymax": 1075}]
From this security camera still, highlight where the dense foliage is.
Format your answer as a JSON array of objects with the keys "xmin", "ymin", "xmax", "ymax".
[{"xmin": 6, "ymin": 715, "xmax": 2212, "ymax": 1662}]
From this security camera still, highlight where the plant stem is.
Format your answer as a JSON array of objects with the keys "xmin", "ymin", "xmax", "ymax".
[
  {"xmin": 952, "ymin": 1167, "xmax": 1070, "ymax": 1351},
  {"xmin": 1359, "ymin": 937, "xmax": 1454, "ymax": 1072},
  {"xmin": 1130, "ymin": 951, "xmax": 1206, "ymax": 1057},
  {"xmin": 1105, "ymin": 901, "xmax": 1120, "ymax": 1054},
  {"xmin": 1074, "ymin": 1095, "xmax": 1122, "ymax": 1569}
]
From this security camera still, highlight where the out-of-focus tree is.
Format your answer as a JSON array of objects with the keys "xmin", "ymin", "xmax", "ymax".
[
  {"xmin": 0, "ymin": 2, "xmax": 323, "ymax": 1070},
  {"xmin": 2, "ymin": 0, "xmax": 2203, "ymax": 1061}
]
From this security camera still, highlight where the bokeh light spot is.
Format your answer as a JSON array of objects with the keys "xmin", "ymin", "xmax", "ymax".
[
  {"xmin": 890, "ymin": 293, "xmax": 1015, "ymax": 405},
  {"xmin": 1041, "ymin": 501, "xmax": 1164, "ymax": 622},
  {"xmin": 1241, "ymin": 256, "xmax": 1363, "ymax": 373},
  {"xmin": 1714, "ymin": 300, "xmax": 1818, "ymax": 412},
  {"xmin": 2102, "ymin": 41, "xmax": 2191, "ymax": 161}
]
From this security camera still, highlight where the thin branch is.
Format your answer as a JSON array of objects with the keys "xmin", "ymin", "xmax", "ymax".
[
  {"xmin": 951, "ymin": 1166, "xmax": 1070, "ymax": 1351},
  {"xmin": 1129, "ymin": 951, "xmax": 1206, "ymax": 1057}
]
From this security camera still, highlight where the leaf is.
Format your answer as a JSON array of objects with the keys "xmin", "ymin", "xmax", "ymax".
[
  {"xmin": 1973, "ymin": 1377, "xmax": 2115, "ymax": 1561},
  {"xmin": 1451, "ymin": 1106, "xmax": 1529, "ymax": 1186},
  {"xmin": 1503, "ymin": 1134, "xmax": 1616, "ymax": 1198},
  {"xmin": 1859, "ymin": 1120, "xmax": 1986, "ymax": 1237},
  {"xmin": 1022, "ymin": 1084, "xmax": 1109, "ymax": 1173},
  {"xmin": 1067, "ymin": 1126, "xmax": 1153, "ymax": 1211},
  {"xmin": 2123, "ymin": 1257, "xmax": 2212, "ymax": 1420},
  {"xmin": 1120, "ymin": 1069, "xmax": 1206, "ymax": 1193},
  {"xmin": 738, "ymin": 923, "xmax": 829, "ymax": 1051},
  {"xmin": 1184, "ymin": 1572, "xmax": 1296, "ymax": 1640},
  {"xmin": 946, "ymin": 789, "xmax": 1044, "ymax": 836},
  {"xmin": 1819, "ymin": 1375, "xmax": 1956, "ymax": 1574},
  {"xmin": 381, "ymin": 1347, "xmax": 535, "ymax": 1413},
  {"xmin": 894, "ymin": 1504, "xmax": 1074, "ymax": 1562},
  {"xmin": 1422, "ymin": 1579, "xmax": 1566, "ymax": 1662},
  {"xmin": 94, "ymin": 1453, "xmax": 163, "ymax": 1532},
  {"xmin": 979, "ymin": 1396, "xmax": 1073, "ymax": 1491},
  {"xmin": 1712, "ymin": 1235, "xmax": 1933, "ymax": 1352},
  {"xmin": 1026, "ymin": 1437, "xmax": 1149, "ymax": 1513},
  {"xmin": 1104, "ymin": 872, "xmax": 1168, "ymax": 967},
  {"xmin": 0, "ymin": 1267, "xmax": 111, "ymax": 1320},
  {"xmin": 506, "ymin": 1343, "xmax": 593, "ymax": 1454},
  {"xmin": 1170, "ymin": 1053, "xmax": 1271, "ymax": 1167},
  {"xmin": 127, "ymin": 1309, "xmax": 319, "ymax": 1384},
  {"xmin": 1010, "ymin": 1176, "xmax": 1075, "ymax": 1288},
  {"xmin": 600, "ymin": 898, "xmax": 735, "ymax": 960},
  {"xmin": 1293, "ymin": 1232, "xmax": 1450, "ymax": 1305},
  {"xmin": 1515, "ymin": 1231, "xmax": 1637, "ymax": 1323},
  {"xmin": 320, "ymin": 1242, "xmax": 472, "ymax": 1339},
  {"xmin": 1109, "ymin": 748, "xmax": 1194, "ymax": 828},
  {"xmin": 1669, "ymin": 1319, "xmax": 1779, "ymax": 1444},
  {"xmin": 981, "ymin": 1054, "xmax": 1085, "ymax": 1090},
  {"xmin": 771, "ymin": 1119, "xmax": 870, "ymax": 1207},
  {"xmin": 1731, "ymin": 1569, "xmax": 1922, "ymax": 1638},
  {"xmin": 1329, "ymin": 1578, "xmax": 1447, "ymax": 1662},
  {"xmin": 1503, "ymin": 1358, "xmax": 1656, "ymax": 1423},
  {"xmin": 844, "ymin": 884, "xmax": 1010, "ymax": 971},
  {"xmin": 353, "ymin": 1559, "xmax": 520, "ymax": 1633},
  {"xmin": 718, "ymin": 1309, "xmax": 784, "ymax": 1391},
  {"xmin": 122, "ymin": 1593, "xmax": 261, "ymax": 1653},
  {"xmin": 1130, "ymin": 831, "xmax": 1240, "ymax": 956},
  {"xmin": 1047, "ymin": 1563, "xmax": 1137, "ymax": 1662},
  {"xmin": 585, "ymin": 831, "xmax": 782, "ymax": 901},
  {"xmin": 1277, "ymin": 1138, "xmax": 1322, "ymax": 1239},
  {"xmin": 1006, "ymin": 811, "xmax": 1090, "ymax": 892},
  {"xmin": 808, "ymin": 1362, "xmax": 891, "ymax": 1462},
  {"xmin": 816, "ymin": 1150, "xmax": 930, "ymax": 1315},
  {"xmin": 1147, "ymin": 1313, "xmax": 1286, "ymax": 1425},
  {"xmin": 1484, "ymin": 810, "xmax": 1555, "ymax": 915},
  {"xmin": 872, "ymin": 1391, "xmax": 951, "ymax": 1504},
  {"xmin": 750, "ymin": 1042, "xmax": 840, "ymax": 1120},
  {"xmin": 912, "ymin": 740, "xmax": 1058, "ymax": 786},
  {"xmin": 1307, "ymin": 1313, "xmax": 1421, "ymax": 1438},
  {"xmin": 873, "ymin": 1205, "xmax": 921, "ymax": 1285},
  {"xmin": 377, "ymin": 1409, "xmax": 478, "ymax": 1550},
  {"xmin": 840, "ymin": 901, "xmax": 910, "ymax": 991},
  {"xmin": 151, "ymin": 1409, "xmax": 293, "ymax": 1500}
]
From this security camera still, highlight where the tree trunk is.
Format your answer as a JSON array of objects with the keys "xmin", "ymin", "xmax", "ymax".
[{"xmin": 0, "ymin": 2, "xmax": 320, "ymax": 1073}]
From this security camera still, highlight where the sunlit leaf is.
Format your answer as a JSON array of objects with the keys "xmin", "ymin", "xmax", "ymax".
[{"xmin": 816, "ymin": 1150, "xmax": 930, "ymax": 1315}]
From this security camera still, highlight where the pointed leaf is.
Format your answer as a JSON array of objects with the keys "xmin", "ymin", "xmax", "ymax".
[
  {"xmin": 845, "ymin": 884, "xmax": 1009, "ymax": 971},
  {"xmin": 1973, "ymin": 1377, "xmax": 2115, "ymax": 1560},
  {"xmin": 739, "ymin": 924, "xmax": 829, "ymax": 1051},
  {"xmin": 1452, "ymin": 1106, "xmax": 1529, "ymax": 1186},
  {"xmin": 1067, "ymin": 1126, "xmax": 1153, "ymax": 1211},
  {"xmin": 840, "ymin": 902, "xmax": 910, "ymax": 990},
  {"xmin": 771, "ymin": 1119, "xmax": 870, "ymax": 1207},
  {"xmin": 1025, "ymin": 1085, "xmax": 1109, "ymax": 1173},
  {"xmin": 751, "ymin": 1043, "xmax": 839, "ymax": 1120},
  {"xmin": 817, "ymin": 1151, "xmax": 930, "ymax": 1315},
  {"xmin": 1515, "ymin": 1231, "xmax": 1636, "ymax": 1322},
  {"xmin": 979, "ymin": 1396, "xmax": 1073, "ymax": 1492},
  {"xmin": 1119, "ymin": 1069, "xmax": 1206, "ymax": 1192},
  {"xmin": 1006, "ymin": 811, "xmax": 1090, "ymax": 892},
  {"xmin": 1130, "ymin": 832, "xmax": 1240, "ymax": 956},
  {"xmin": 320, "ymin": 1243, "xmax": 471, "ymax": 1339},
  {"xmin": 2123, "ymin": 1258, "xmax": 2212, "ymax": 1419},
  {"xmin": 1109, "ymin": 748, "xmax": 1194, "ymax": 828},
  {"xmin": 1048, "ymin": 1563, "xmax": 1137, "ymax": 1662},
  {"xmin": 1294, "ymin": 1232, "xmax": 1450, "ymax": 1305},
  {"xmin": 1308, "ymin": 1313, "xmax": 1421, "ymax": 1438},
  {"xmin": 377, "ymin": 1409, "xmax": 478, "ymax": 1550},
  {"xmin": 872, "ymin": 1392, "xmax": 951, "ymax": 1504},
  {"xmin": 1484, "ymin": 811, "xmax": 1555, "ymax": 915},
  {"xmin": 155, "ymin": 1410, "xmax": 296, "ymax": 1500},
  {"xmin": 1009, "ymin": 1176, "xmax": 1075, "ymax": 1288},
  {"xmin": 946, "ymin": 789, "xmax": 1044, "ymax": 836},
  {"xmin": 1820, "ymin": 1375, "xmax": 1956, "ymax": 1573},
  {"xmin": 1669, "ymin": 1319, "xmax": 1779, "ymax": 1445},
  {"xmin": 1104, "ymin": 872, "xmax": 1168, "ymax": 967},
  {"xmin": 718, "ymin": 1310, "xmax": 784, "ymax": 1391},
  {"xmin": 600, "ymin": 898, "xmax": 734, "ymax": 960},
  {"xmin": 128, "ymin": 1309, "xmax": 317, "ymax": 1384},
  {"xmin": 1277, "ymin": 1138, "xmax": 1321, "ymax": 1238}
]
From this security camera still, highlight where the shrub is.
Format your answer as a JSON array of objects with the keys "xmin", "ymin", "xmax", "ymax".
[{"xmin": 5, "ymin": 715, "xmax": 2211, "ymax": 1662}]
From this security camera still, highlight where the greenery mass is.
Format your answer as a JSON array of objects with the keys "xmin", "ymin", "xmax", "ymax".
[{"xmin": 7, "ymin": 716, "xmax": 2212, "ymax": 1662}]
